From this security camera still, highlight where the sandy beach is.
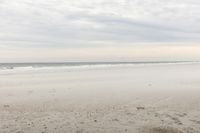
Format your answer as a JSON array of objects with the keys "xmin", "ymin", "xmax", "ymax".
[{"xmin": 0, "ymin": 63, "xmax": 200, "ymax": 133}]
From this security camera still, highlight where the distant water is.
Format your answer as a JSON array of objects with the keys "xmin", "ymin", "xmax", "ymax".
[{"xmin": 0, "ymin": 61, "xmax": 196, "ymax": 70}]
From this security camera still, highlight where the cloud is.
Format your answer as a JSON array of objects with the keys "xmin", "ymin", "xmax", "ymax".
[
  {"xmin": 0, "ymin": 0, "xmax": 200, "ymax": 45},
  {"xmin": 0, "ymin": 0, "xmax": 200, "ymax": 61}
]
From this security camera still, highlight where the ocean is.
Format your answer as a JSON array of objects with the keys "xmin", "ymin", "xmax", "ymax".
[{"xmin": 0, "ymin": 61, "xmax": 193, "ymax": 71}]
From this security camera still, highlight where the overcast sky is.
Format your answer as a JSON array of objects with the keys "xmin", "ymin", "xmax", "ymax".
[{"xmin": 0, "ymin": 0, "xmax": 200, "ymax": 62}]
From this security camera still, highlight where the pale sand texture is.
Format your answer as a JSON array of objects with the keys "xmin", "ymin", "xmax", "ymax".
[{"xmin": 0, "ymin": 63, "xmax": 200, "ymax": 133}]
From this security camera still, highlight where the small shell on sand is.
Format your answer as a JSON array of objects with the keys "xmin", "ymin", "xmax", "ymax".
[{"xmin": 136, "ymin": 107, "xmax": 145, "ymax": 110}]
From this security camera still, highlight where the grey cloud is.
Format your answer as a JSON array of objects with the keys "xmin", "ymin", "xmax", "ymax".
[{"xmin": 0, "ymin": 0, "xmax": 200, "ymax": 49}]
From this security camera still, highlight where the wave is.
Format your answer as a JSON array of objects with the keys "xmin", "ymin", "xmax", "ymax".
[{"xmin": 0, "ymin": 61, "xmax": 198, "ymax": 71}]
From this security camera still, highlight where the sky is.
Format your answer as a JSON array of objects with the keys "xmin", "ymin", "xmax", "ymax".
[{"xmin": 0, "ymin": 0, "xmax": 200, "ymax": 62}]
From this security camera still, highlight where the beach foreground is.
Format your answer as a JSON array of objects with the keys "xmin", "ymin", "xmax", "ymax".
[{"xmin": 0, "ymin": 63, "xmax": 200, "ymax": 133}]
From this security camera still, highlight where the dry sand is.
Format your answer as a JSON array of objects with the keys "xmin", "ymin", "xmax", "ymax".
[{"xmin": 0, "ymin": 63, "xmax": 200, "ymax": 133}]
